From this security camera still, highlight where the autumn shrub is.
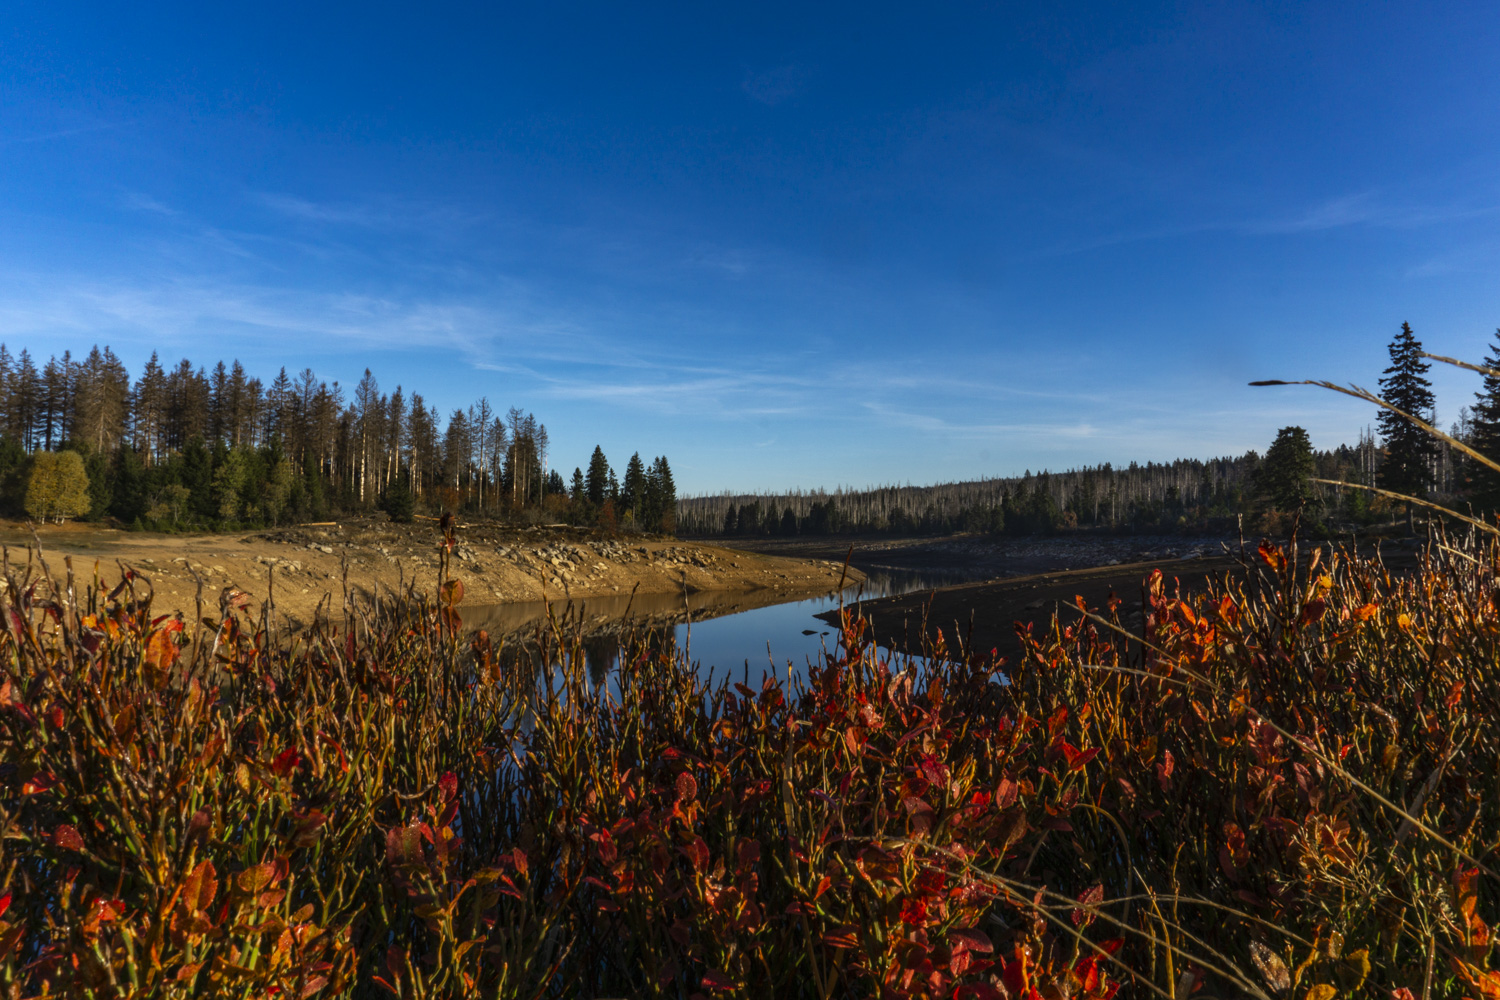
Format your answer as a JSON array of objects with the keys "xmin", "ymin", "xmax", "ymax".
[{"xmin": 0, "ymin": 526, "xmax": 1498, "ymax": 998}]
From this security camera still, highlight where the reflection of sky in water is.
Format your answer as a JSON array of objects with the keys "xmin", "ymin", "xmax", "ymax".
[{"xmin": 472, "ymin": 566, "xmax": 989, "ymax": 689}]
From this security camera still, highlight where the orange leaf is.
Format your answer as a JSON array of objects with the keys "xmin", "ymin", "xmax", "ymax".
[
  {"xmin": 1257, "ymin": 541, "xmax": 1286, "ymax": 573},
  {"xmin": 822, "ymin": 926, "xmax": 860, "ymax": 949}
]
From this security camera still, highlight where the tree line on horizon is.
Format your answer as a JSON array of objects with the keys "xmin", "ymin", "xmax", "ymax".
[
  {"xmin": 681, "ymin": 322, "xmax": 1500, "ymax": 539},
  {"xmin": 674, "ymin": 440, "xmax": 1386, "ymax": 539},
  {"xmin": 2, "ymin": 344, "xmax": 674, "ymax": 532}
]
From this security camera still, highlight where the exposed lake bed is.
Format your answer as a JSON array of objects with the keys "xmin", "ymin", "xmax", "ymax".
[{"xmin": 5, "ymin": 517, "xmax": 862, "ymax": 627}]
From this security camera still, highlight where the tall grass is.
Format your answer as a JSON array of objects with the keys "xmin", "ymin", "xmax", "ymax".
[{"xmin": 0, "ymin": 517, "xmax": 1497, "ymax": 997}]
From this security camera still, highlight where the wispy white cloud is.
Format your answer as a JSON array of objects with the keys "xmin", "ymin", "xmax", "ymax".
[
  {"xmin": 257, "ymin": 193, "xmax": 390, "ymax": 228},
  {"xmin": 0, "ymin": 120, "xmax": 129, "ymax": 147},
  {"xmin": 120, "ymin": 192, "xmax": 178, "ymax": 216},
  {"xmin": 860, "ymin": 401, "xmax": 1099, "ymax": 441}
]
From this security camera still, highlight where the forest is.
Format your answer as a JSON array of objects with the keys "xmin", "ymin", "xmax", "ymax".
[
  {"xmin": 0, "ymin": 344, "xmax": 675, "ymax": 532},
  {"xmin": 683, "ymin": 325, "xmax": 1500, "ymax": 539},
  {"xmin": 677, "ymin": 436, "xmax": 1390, "ymax": 538}
]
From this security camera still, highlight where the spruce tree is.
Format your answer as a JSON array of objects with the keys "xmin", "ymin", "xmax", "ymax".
[
  {"xmin": 1377, "ymin": 322, "xmax": 1437, "ymax": 533},
  {"xmin": 381, "ymin": 467, "xmax": 415, "ymax": 523},
  {"xmin": 1467, "ymin": 328, "xmax": 1500, "ymax": 514},
  {"xmin": 621, "ymin": 452, "xmax": 647, "ymax": 523},
  {"xmin": 585, "ymin": 447, "xmax": 609, "ymax": 507},
  {"xmin": 649, "ymin": 456, "xmax": 675, "ymax": 534},
  {"xmin": 1255, "ymin": 426, "xmax": 1317, "ymax": 516}
]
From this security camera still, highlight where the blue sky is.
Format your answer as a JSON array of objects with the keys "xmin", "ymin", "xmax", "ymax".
[{"xmin": 2, "ymin": 2, "xmax": 1498, "ymax": 493}]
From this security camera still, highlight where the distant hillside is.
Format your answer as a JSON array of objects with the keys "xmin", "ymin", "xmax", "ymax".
[{"xmin": 677, "ymin": 433, "xmax": 1419, "ymax": 537}]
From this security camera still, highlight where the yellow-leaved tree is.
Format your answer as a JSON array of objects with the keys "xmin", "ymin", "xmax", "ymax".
[{"xmin": 24, "ymin": 451, "xmax": 91, "ymax": 523}]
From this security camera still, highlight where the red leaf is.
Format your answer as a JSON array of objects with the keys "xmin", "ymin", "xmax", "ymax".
[
  {"xmin": 1072, "ymin": 884, "xmax": 1104, "ymax": 926},
  {"xmin": 899, "ymin": 897, "xmax": 928, "ymax": 925},
  {"xmin": 1060, "ymin": 742, "xmax": 1099, "ymax": 772},
  {"xmin": 439, "ymin": 771, "xmax": 459, "ymax": 800},
  {"xmin": 1156, "ymin": 750, "xmax": 1175, "ymax": 792},
  {"xmin": 681, "ymin": 837, "xmax": 710, "ymax": 872},
  {"xmin": 272, "ymin": 747, "xmax": 301, "ymax": 778},
  {"xmin": 949, "ymin": 928, "xmax": 993, "ymax": 953},
  {"xmin": 53, "ymin": 824, "xmax": 84, "ymax": 852},
  {"xmin": 700, "ymin": 970, "xmax": 735, "ymax": 991},
  {"xmin": 0, "ymin": 893, "xmax": 9, "ymax": 919},
  {"xmin": 954, "ymin": 986, "xmax": 1006, "ymax": 1000},
  {"xmin": 675, "ymin": 771, "xmax": 698, "ymax": 802}
]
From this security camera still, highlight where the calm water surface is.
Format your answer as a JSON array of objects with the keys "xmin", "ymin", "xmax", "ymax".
[{"xmin": 465, "ymin": 565, "xmax": 990, "ymax": 684}]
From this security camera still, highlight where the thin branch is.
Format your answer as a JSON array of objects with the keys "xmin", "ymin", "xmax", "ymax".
[
  {"xmin": 1308, "ymin": 479, "xmax": 1500, "ymax": 537},
  {"xmin": 1250, "ymin": 379, "xmax": 1500, "ymax": 477},
  {"xmin": 1419, "ymin": 351, "xmax": 1500, "ymax": 380}
]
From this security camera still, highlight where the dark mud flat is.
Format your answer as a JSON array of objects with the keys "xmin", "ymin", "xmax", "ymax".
[
  {"xmin": 820, "ymin": 537, "xmax": 1428, "ymax": 664},
  {"xmin": 696, "ymin": 532, "xmax": 1234, "ymax": 581},
  {"xmin": 817, "ymin": 554, "xmax": 1248, "ymax": 663}
]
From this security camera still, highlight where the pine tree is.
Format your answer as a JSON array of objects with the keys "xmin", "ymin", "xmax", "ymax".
[
  {"xmin": 208, "ymin": 361, "xmax": 230, "ymax": 445},
  {"xmin": 41, "ymin": 353, "xmax": 71, "ymax": 450},
  {"xmin": 1377, "ymin": 322, "xmax": 1437, "ymax": 532},
  {"xmin": 0, "ymin": 344, "xmax": 11, "ymax": 440},
  {"xmin": 1467, "ymin": 329, "xmax": 1500, "ymax": 514},
  {"xmin": 11, "ymin": 350, "xmax": 39, "ymax": 451},
  {"xmin": 134, "ymin": 352, "xmax": 168, "ymax": 463},
  {"xmin": 570, "ymin": 467, "xmax": 585, "ymax": 502},
  {"xmin": 267, "ymin": 366, "xmax": 293, "ymax": 445}
]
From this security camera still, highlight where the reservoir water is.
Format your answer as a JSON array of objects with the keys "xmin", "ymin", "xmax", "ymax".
[{"xmin": 463, "ymin": 565, "xmax": 991, "ymax": 683}]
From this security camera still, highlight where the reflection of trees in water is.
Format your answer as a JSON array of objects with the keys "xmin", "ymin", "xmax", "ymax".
[
  {"xmin": 492, "ymin": 619, "xmax": 684, "ymax": 693},
  {"xmin": 581, "ymin": 633, "xmax": 618, "ymax": 688}
]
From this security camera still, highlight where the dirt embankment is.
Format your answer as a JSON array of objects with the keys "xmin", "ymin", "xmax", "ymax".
[{"xmin": 6, "ymin": 519, "xmax": 862, "ymax": 628}]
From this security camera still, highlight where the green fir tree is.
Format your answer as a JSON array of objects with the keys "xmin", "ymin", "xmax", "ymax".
[{"xmin": 1376, "ymin": 322, "xmax": 1436, "ymax": 533}]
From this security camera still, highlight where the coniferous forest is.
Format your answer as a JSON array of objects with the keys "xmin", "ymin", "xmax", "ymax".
[
  {"xmin": 0, "ymin": 343, "xmax": 675, "ymax": 532},
  {"xmin": 682, "ymin": 325, "xmax": 1500, "ymax": 540},
  {"xmin": 675, "ymin": 444, "xmax": 1386, "ymax": 539}
]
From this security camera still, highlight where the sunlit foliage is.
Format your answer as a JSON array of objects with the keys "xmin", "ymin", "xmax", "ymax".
[{"xmin": 0, "ymin": 525, "xmax": 1496, "ymax": 996}]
